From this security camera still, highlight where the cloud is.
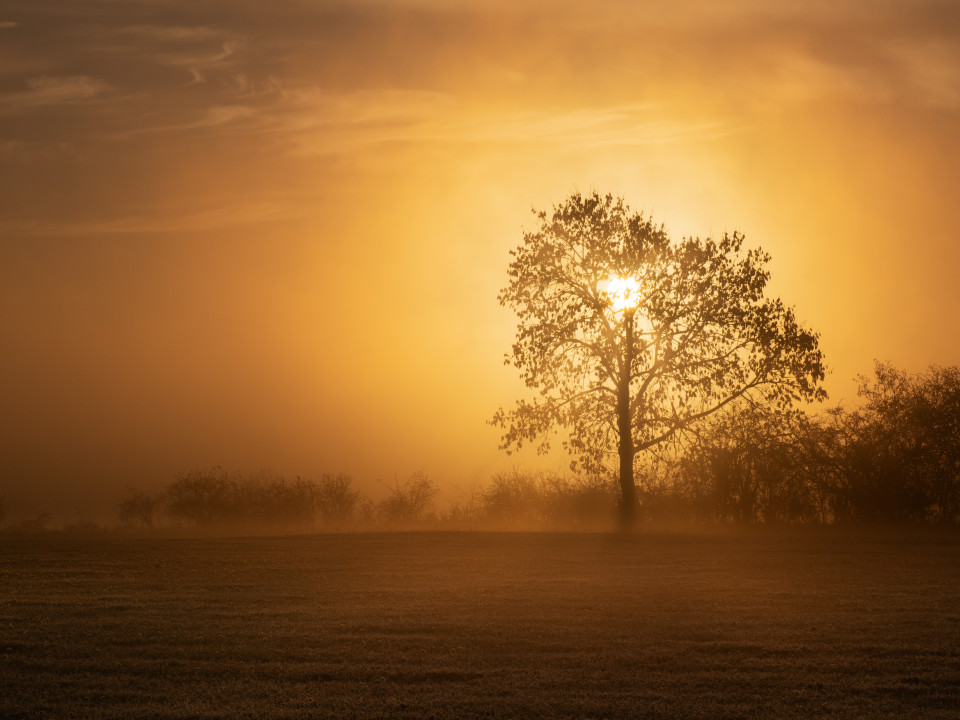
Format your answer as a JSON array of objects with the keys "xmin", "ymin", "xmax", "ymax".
[
  {"xmin": 0, "ymin": 0, "xmax": 956, "ymax": 155},
  {"xmin": 751, "ymin": 53, "xmax": 897, "ymax": 109},
  {"xmin": 72, "ymin": 22, "xmax": 245, "ymax": 86},
  {"xmin": 0, "ymin": 198, "xmax": 301, "ymax": 237},
  {"xmin": 0, "ymin": 139, "xmax": 79, "ymax": 161},
  {"xmin": 740, "ymin": 37, "xmax": 960, "ymax": 113},
  {"xmin": 155, "ymin": 39, "xmax": 243, "ymax": 69},
  {"xmin": 118, "ymin": 103, "xmax": 258, "ymax": 137},
  {"xmin": 117, "ymin": 24, "xmax": 223, "ymax": 42},
  {"xmin": 63, "ymin": 71, "xmax": 732, "ymax": 156},
  {"xmin": 0, "ymin": 76, "xmax": 112, "ymax": 113},
  {"xmin": 0, "ymin": 20, "xmax": 18, "ymax": 29},
  {"xmin": 888, "ymin": 40, "xmax": 960, "ymax": 109},
  {"xmin": 241, "ymin": 88, "xmax": 734, "ymax": 156},
  {"xmin": 444, "ymin": 105, "xmax": 732, "ymax": 148}
]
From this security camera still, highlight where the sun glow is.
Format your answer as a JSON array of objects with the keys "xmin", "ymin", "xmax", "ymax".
[{"xmin": 602, "ymin": 276, "xmax": 641, "ymax": 312}]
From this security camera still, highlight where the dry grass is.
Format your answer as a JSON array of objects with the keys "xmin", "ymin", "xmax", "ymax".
[{"xmin": 2, "ymin": 529, "xmax": 959, "ymax": 718}]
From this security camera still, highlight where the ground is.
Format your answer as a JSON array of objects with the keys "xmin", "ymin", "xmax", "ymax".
[{"xmin": 2, "ymin": 529, "xmax": 959, "ymax": 718}]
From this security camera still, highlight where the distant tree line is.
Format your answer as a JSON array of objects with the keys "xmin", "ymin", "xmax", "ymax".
[
  {"xmin": 117, "ymin": 469, "xmax": 366, "ymax": 531},
  {"xmin": 115, "ymin": 467, "xmax": 618, "ymax": 532},
  {"xmin": 3, "ymin": 360, "xmax": 951, "ymax": 535},
  {"xmin": 116, "ymin": 469, "xmax": 451, "ymax": 531},
  {"xmin": 105, "ymin": 363, "xmax": 960, "ymax": 531}
]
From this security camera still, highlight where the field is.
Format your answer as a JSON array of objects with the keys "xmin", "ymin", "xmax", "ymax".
[{"xmin": 2, "ymin": 530, "xmax": 960, "ymax": 719}]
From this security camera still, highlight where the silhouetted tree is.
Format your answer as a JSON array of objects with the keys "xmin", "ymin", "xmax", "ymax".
[
  {"xmin": 908, "ymin": 365, "xmax": 960, "ymax": 522},
  {"xmin": 476, "ymin": 470, "xmax": 616, "ymax": 528},
  {"xmin": 117, "ymin": 488, "xmax": 162, "ymax": 528},
  {"xmin": 829, "ymin": 363, "xmax": 960, "ymax": 523},
  {"xmin": 315, "ymin": 473, "xmax": 361, "ymax": 528},
  {"xmin": 672, "ymin": 404, "xmax": 826, "ymax": 523},
  {"xmin": 164, "ymin": 467, "xmax": 240, "ymax": 527},
  {"xmin": 162, "ymin": 468, "xmax": 341, "ymax": 529},
  {"xmin": 493, "ymin": 192, "xmax": 826, "ymax": 527},
  {"xmin": 377, "ymin": 472, "xmax": 438, "ymax": 524}
]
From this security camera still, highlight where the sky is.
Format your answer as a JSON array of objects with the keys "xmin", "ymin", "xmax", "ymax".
[{"xmin": 2, "ymin": 0, "xmax": 959, "ymax": 519}]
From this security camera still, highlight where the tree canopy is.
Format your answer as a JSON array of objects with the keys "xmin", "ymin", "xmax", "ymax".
[
  {"xmin": 827, "ymin": 362, "xmax": 960, "ymax": 523},
  {"xmin": 493, "ymin": 191, "xmax": 827, "ymax": 525}
]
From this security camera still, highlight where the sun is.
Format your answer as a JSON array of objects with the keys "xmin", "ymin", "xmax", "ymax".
[{"xmin": 601, "ymin": 276, "xmax": 641, "ymax": 312}]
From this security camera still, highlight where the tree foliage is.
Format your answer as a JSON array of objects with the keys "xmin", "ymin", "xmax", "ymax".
[
  {"xmin": 476, "ymin": 471, "xmax": 616, "ymax": 528},
  {"xmin": 117, "ymin": 487, "xmax": 162, "ymax": 528},
  {"xmin": 632, "ymin": 362, "xmax": 960, "ymax": 525},
  {"xmin": 658, "ymin": 404, "xmax": 831, "ymax": 524},
  {"xmin": 827, "ymin": 363, "xmax": 960, "ymax": 523},
  {"xmin": 158, "ymin": 468, "xmax": 362, "ymax": 530},
  {"xmin": 493, "ymin": 191, "xmax": 826, "ymax": 522}
]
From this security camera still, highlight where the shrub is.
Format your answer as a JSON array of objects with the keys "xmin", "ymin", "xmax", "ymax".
[
  {"xmin": 315, "ymin": 473, "xmax": 361, "ymax": 529},
  {"xmin": 117, "ymin": 488, "xmax": 163, "ymax": 528},
  {"xmin": 164, "ymin": 467, "xmax": 240, "ymax": 527},
  {"xmin": 476, "ymin": 471, "xmax": 544, "ymax": 523},
  {"xmin": 377, "ymin": 472, "xmax": 438, "ymax": 524},
  {"xmin": 476, "ymin": 471, "xmax": 617, "ymax": 528}
]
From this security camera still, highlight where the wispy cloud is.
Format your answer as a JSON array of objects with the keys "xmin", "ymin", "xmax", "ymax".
[
  {"xmin": 117, "ymin": 104, "xmax": 258, "ymax": 137},
  {"xmin": 128, "ymin": 83, "xmax": 731, "ymax": 156},
  {"xmin": 4, "ymin": 0, "xmax": 955, "ymax": 156},
  {"xmin": 0, "ymin": 1, "xmax": 955, "ymax": 163},
  {"xmin": 0, "ymin": 139, "xmax": 78, "ymax": 161},
  {"xmin": 743, "ymin": 36, "xmax": 960, "ymax": 112},
  {"xmin": 117, "ymin": 24, "xmax": 224, "ymax": 43},
  {"xmin": 0, "ymin": 20, "xmax": 19, "ymax": 29},
  {"xmin": 231, "ymin": 89, "xmax": 734, "ymax": 156},
  {"xmin": 154, "ymin": 39, "xmax": 242, "ymax": 70},
  {"xmin": 442, "ymin": 106, "xmax": 732, "ymax": 148},
  {"xmin": 0, "ymin": 198, "xmax": 301, "ymax": 237},
  {"xmin": 750, "ymin": 54, "xmax": 896, "ymax": 109},
  {"xmin": 0, "ymin": 76, "xmax": 112, "ymax": 114},
  {"xmin": 888, "ymin": 40, "xmax": 960, "ymax": 109},
  {"xmin": 83, "ymin": 23, "xmax": 245, "ymax": 84}
]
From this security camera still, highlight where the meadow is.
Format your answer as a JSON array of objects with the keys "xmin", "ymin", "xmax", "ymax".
[{"xmin": 2, "ymin": 529, "xmax": 959, "ymax": 719}]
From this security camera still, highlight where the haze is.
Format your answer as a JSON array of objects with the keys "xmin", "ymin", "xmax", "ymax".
[{"xmin": 2, "ymin": 0, "xmax": 959, "ymax": 519}]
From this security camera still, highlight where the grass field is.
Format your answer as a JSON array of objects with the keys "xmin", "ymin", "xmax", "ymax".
[{"xmin": 2, "ymin": 529, "xmax": 959, "ymax": 719}]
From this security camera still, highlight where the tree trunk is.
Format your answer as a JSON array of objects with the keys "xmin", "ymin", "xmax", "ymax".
[{"xmin": 618, "ymin": 311, "xmax": 638, "ymax": 528}]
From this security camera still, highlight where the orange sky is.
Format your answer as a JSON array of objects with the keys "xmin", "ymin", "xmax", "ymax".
[{"xmin": 2, "ymin": 0, "xmax": 959, "ymax": 519}]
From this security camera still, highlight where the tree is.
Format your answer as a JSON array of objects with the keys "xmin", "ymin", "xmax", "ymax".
[
  {"xmin": 164, "ymin": 467, "xmax": 240, "ymax": 527},
  {"xmin": 117, "ymin": 487, "xmax": 162, "ymax": 528},
  {"xmin": 828, "ymin": 362, "xmax": 960, "ymax": 523},
  {"xmin": 377, "ymin": 472, "xmax": 438, "ymax": 524},
  {"xmin": 673, "ymin": 403, "xmax": 826, "ymax": 524},
  {"xmin": 492, "ymin": 191, "xmax": 826, "ymax": 527},
  {"xmin": 314, "ymin": 473, "xmax": 362, "ymax": 529}
]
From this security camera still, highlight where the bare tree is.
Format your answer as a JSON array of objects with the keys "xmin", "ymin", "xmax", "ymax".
[{"xmin": 378, "ymin": 472, "xmax": 438, "ymax": 524}]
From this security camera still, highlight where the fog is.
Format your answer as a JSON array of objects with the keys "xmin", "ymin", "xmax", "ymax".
[{"xmin": 2, "ymin": 0, "xmax": 960, "ymax": 521}]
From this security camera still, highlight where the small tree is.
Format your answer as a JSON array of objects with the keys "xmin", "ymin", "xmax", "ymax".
[
  {"xmin": 493, "ymin": 192, "xmax": 826, "ymax": 527},
  {"xmin": 164, "ymin": 467, "xmax": 240, "ymax": 527},
  {"xmin": 829, "ymin": 362, "xmax": 960, "ymax": 523},
  {"xmin": 674, "ymin": 404, "xmax": 823, "ymax": 524},
  {"xmin": 378, "ymin": 472, "xmax": 438, "ymax": 525},
  {"xmin": 477, "ymin": 471, "xmax": 616, "ymax": 528},
  {"xmin": 117, "ymin": 487, "xmax": 162, "ymax": 528},
  {"xmin": 315, "ymin": 473, "xmax": 361, "ymax": 528}
]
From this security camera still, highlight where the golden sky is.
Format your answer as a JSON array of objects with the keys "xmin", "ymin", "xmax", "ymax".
[{"xmin": 2, "ymin": 0, "xmax": 959, "ymax": 516}]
